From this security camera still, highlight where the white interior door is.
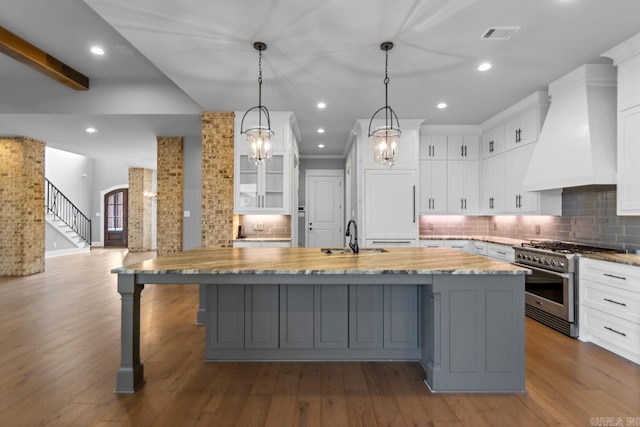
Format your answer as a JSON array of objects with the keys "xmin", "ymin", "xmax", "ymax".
[{"xmin": 306, "ymin": 171, "xmax": 344, "ymax": 247}]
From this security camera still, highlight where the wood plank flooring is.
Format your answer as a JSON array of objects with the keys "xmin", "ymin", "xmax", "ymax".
[{"xmin": 1, "ymin": 248, "xmax": 639, "ymax": 427}]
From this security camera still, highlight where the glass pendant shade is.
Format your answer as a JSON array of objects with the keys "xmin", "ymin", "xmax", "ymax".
[
  {"xmin": 245, "ymin": 125, "xmax": 274, "ymax": 164},
  {"xmin": 372, "ymin": 125, "xmax": 400, "ymax": 166}
]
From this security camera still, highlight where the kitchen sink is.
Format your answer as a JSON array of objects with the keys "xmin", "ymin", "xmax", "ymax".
[{"xmin": 320, "ymin": 247, "xmax": 388, "ymax": 254}]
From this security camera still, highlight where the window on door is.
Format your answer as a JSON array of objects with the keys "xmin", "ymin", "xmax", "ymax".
[
  {"xmin": 104, "ymin": 189, "xmax": 128, "ymax": 247},
  {"xmin": 107, "ymin": 192, "xmax": 124, "ymax": 231}
]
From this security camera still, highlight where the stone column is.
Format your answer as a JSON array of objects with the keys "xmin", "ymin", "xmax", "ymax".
[
  {"xmin": 0, "ymin": 137, "xmax": 45, "ymax": 276},
  {"xmin": 128, "ymin": 168, "xmax": 153, "ymax": 252},
  {"xmin": 156, "ymin": 136, "xmax": 183, "ymax": 256},
  {"xmin": 201, "ymin": 112, "xmax": 235, "ymax": 248}
]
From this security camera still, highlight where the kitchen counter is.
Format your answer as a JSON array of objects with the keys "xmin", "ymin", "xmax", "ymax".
[
  {"xmin": 112, "ymin": 247, "xmax": 528, "ymax": 394},
  {"xmin": 233, "ymin": 237, "xmax": 291, "ymax": 242},
  {"xmin": 579, "ymin": 252, "xmax": 640, "ymax": 267}
]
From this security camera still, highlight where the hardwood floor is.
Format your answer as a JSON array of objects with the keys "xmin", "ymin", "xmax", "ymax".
[{"xmin": 0, "ymin": 249, "xmax": 638, "ymax": 427}]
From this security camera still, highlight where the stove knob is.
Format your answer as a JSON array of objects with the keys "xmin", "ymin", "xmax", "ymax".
[
  {"xmin": 517, "ymin": 253, "xmax": 522, "ymax": 259},
  {"xmin": 559, "ymin": 261, "xmax": 565, "ymax": 268},
  {"xmin": 545, "ymin": 259, "xmax": 551, "ymax": 266},
  {"xmin": 526, "ymin": 255, "xmax": 532, "ymax": 261}
]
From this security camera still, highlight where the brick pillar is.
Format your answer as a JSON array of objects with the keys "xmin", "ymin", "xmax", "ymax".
[
  {"xmin": 201, "ymin": 112, "xmax": 235, "ymax": 248},
  {"xmin": 128, "ymin": 168, "xmax": 153, "ymax": 252},
  {"xmin": 0, "ymin": 137, "xmax": 45, "ymax": 276},
  {"xmin": 156, "ymin": 136, "xmax": 184, "ymax": 256}
]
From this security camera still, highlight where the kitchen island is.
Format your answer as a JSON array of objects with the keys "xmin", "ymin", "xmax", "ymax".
[{"xmin": 112, "ymin": 247, "xmax": 529, "ymax": 394}]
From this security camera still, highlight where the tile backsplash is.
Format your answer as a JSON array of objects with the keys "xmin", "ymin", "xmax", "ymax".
[
  {"xmin": 237, "ymin": 215, "xmax": 291, "ymax": 239},
  {"xmin": 421, "ymin": 185, "xmax": 640, "ymax": 253}
]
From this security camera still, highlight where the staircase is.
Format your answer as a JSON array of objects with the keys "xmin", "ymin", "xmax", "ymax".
[{"xmin": 45, "ymin": 178, "xmax": 92, "ymax": 256}]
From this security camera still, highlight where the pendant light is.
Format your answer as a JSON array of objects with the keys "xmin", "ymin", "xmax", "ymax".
[
  {"xmin": 368, "ymin": 42, "xmax": 401, "ymax": 167},
  {"xmin": 240, "ymin": 42, "xmax": 274, "ymax": 165}
]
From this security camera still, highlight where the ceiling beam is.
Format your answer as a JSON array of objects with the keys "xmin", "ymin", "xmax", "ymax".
[{"xmin": 0, "ymin": 26, "xmax": 89, "ymax": 90}]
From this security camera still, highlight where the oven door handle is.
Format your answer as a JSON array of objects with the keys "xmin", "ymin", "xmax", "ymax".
[{"xmin": 513, "ymin": 262, "xmax": 572, "ymax": 279}]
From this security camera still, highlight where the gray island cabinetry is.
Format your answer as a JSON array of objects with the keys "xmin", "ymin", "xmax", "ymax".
[{"xmin": 112, "ymin": 247, "xmax": 528, "ymax": 394}]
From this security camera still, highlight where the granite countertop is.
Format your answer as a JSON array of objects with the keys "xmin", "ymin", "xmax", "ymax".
[
  {"xmin": 579, "ymin": 252, "xmax": 640, "ymax": 267},
  {"xmin": 234, "ymin": 238, "xmax": 292, "ymax": 242},
  {"xmin": 420, "ymin": 235, "xmax": 528, "ymax": 246},
  {"xmin": 112, "ymin": 247, "xmax": 530, "ymax": 276}
]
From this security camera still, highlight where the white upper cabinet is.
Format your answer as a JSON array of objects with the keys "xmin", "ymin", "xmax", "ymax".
[
  {"xmin": 481, "ymin": 123, "xmax": 506, "ymax": 158},
  {"xmin": 419, "ymin": 135, "xmax": 448, "ymax": 160},
  {"xmin": 602, "ymin": 31, "xmax": 640, "ymax": 215},
  {"xmin": 419, "ymin": 160, "xmax": 447, "ymax": 214},
  {"xmin": 447, "ymin": 135, "xmax": 480, "ymax": 160},
  {"xmin": 447, "ymin": 160, "xmax": 480, "ymax": 214},
  {"xmin": 505, "ymin": 107, "xmax": 541, "ymax": 150}
]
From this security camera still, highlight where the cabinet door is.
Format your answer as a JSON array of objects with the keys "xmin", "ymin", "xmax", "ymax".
[
  {"xmin": 262, "ymin": 154, "xmax": 287, "ymax": 210},
  {"xmin": 617, "ymin": 106, "xmax": 640, "ymax": 215},
  {"xmin": 206, "ymin": 285, "xmax": 245, "ymax": 349},
  {"xmin": 447, "ymin": 161, "xmax": 466, "ymax": 213},
  {"xmin": 279, "ymin": 285, "xmax": 314, "ymax": 349},
  {"xmin": 236, "ymin": 154, "xmax": 260, "ymax": 211},
  {"xmin": 505, "ymin": 146, "xmax": 538, "ymax": 213},
  {"xmin": 245, "ymin": 285, "xmax": 279, "ymax": 349},
  {"xmin": 314, "ymin": 285, "xmax": 348, "ymax": 349},
  {"xmin": 447, "ymin": 161, "xmax": 478, "ymax": 213},
  {"xmin": 419, "ymin": 135, "xmax": 448, "ymax": 160},
  {"xmin": 447, "ymin": 135, "xmax": 479, "ymax": 160},
  {"xmin": 482, "ymin": 124, "xmax": 506, "ymax": 158},
  {"xmin": 482, "ymin": 153, "xmax": 505, "ymax": 213},
  {"xmin": 235, "ymin": 152, "xmax": 289, "ymax": 214},
  {"xmin": 384, "ymin": 285, "xmax": 418, "ymax": 349},
  {"xmin": 349, "ymin": 285, "xmax": 384, "ymax": 348},
  {"xmin": 365, "ymin": 169, "xmax": 417, "ymax": 239},
  {"xmin": 520, "ymin": 107, "xmax": 540, "ymax": 145},
  {"xmin": 419, "ymin": 160, "xmax": 447, "ymax": 213}
]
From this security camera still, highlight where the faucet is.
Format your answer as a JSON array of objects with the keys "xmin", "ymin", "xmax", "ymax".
[{"xmin": 346, "ymin": 220, "xmax": 359, "ymax": 254}]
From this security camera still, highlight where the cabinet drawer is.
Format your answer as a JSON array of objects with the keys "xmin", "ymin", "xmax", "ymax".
[
  {"xmin": 582, "ymin": 279, "xmax": 640, "ymax": 324},
  {"xmin": 420, "ymin": 240, "xmax": 444, "ymax": 248},
  {"xmin": 366, "ymin": 239, "xmax": 418, "ymax": 247},
  {"xmin": 487, "ymin": 243, "xmax": 515, "ymax": 262},
  {"xmin": 580, "ymin": 258, "xmax": 640, "ymax": 293},
  {"xmin": 581, "ymin": 306, "xmax": 640, "ymax": 364},
  {"xmin": 472, "ymin": 241, "xmax": 488, "ymax": 256},
  {"xmin": 443, "ymin": 240, "xmax": 470, "ymax": 252}
]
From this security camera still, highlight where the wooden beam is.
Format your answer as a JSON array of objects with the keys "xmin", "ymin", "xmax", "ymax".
[{"xmin": 0, "ymin": 25, "xmax": 89, "ymax": 90}]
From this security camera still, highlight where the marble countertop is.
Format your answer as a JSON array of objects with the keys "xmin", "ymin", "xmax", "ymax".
[
  {"xmin": 579, "ymin": 252, "xmax": 640, "ymax": 267},
  {"xmin": 112, "ymin": 247, "xmax": 530, "ymax": 276},
  {"xmin": 420, "ymin": 235, "xmax": 528, "ymax": 246}
]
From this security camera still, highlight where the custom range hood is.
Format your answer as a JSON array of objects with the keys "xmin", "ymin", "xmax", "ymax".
[{"xmin": 522, "ymin": 64, "xmax": 617, "ymax": 192}]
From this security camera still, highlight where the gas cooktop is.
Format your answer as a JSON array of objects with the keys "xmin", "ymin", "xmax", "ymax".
[{"xmin": 520, "ymin": 240, "xmax": 623, "ymax": 254}]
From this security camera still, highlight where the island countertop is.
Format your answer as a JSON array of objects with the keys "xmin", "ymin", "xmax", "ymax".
[{"xmin": 112, "ymin": 247, "xmax": 530, "ymax": 275}]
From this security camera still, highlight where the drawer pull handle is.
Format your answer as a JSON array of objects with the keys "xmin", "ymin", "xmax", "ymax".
[
  {"xmin": 604, "ymin": 326, "xmax": 627, "ymax": 337},
  {"xmin": 603, "ymin": 298, "xmax": 627, "ymax": 307},
  {"xmin": 497, "ymin": 251, "xmax": 506, "ymax": 255},
  {"xmin": 603, "ymin": 273, "xmax": 626, "ymax": 280}
]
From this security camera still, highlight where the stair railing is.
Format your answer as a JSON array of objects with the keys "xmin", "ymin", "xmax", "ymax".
[{"xmin": 45, "ymin": 178, "xmax": 92, "ymax": 245}]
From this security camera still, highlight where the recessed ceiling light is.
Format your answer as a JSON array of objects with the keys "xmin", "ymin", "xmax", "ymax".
[
  {"xmin": 477, "ymin": 62, "xmax": 493, "ymax": 71},
  {"xmin": 317, "ymin": 102, "xmax": 326, "ymax": 109},
  {"xmin": 90, "ymin": 47, "xmax": 105, "ymax": 55},
  {"xmin": 318, "ymin": 144, "xmax": 325, "ymax": 148},
  {"xmin": 437, "ymin": 103, "xmax": 448, "ymax": 109},
  {"xmin": 86, "ymin": 127, "xmax": 98, "ymax": 133},
  {"xmin": 317, "ymin": 128, "xmax": 325, "ymax": 134}
]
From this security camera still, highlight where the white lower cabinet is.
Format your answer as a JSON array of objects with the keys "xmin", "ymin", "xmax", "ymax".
[
  {"xmin": 366, "ymin": 239, "xmax": 418, "ymax": 248},
  {"xmin": 579, "ymin": 258, "xmax": 640, "ymax": 364},
  {"xmin": 471, "ymin": 241, "xmax": 488, "ymax": 256}
]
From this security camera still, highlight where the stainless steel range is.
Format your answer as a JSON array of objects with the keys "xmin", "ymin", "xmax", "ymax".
[{"xmin": 514, "ymin": 240, "xmax": 623, "ymax": 337}]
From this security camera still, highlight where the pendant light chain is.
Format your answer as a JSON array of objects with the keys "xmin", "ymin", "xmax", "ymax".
[
  {"xmin": 258, "ymin": 48, "xmax": 263, "ymax": 128},
  {"xmin": 384, "ymin": 48, "xmax": 389, "ymax": 128}
]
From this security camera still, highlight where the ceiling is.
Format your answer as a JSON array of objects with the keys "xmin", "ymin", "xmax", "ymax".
[{"xmin": 2, "ymin": 0, "xmax": 640, "ymax": 169}]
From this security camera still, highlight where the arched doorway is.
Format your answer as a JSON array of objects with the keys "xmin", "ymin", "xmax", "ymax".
[{"xmin": 104, "ymin": 189, "xmax": 128, "ymax": 247}]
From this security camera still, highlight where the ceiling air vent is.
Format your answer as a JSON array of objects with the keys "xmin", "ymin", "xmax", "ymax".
[{"xmin": 480, "ymin": 26, "xmax": 521, "ymax": 40}]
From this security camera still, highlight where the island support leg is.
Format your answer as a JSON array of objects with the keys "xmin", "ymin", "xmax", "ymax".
[{"xmin": 115, "ymin": 274, "xmax": 145, "ymax": 393}]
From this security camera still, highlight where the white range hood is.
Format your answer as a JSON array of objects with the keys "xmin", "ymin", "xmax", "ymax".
[{"xmin": 522, "ymin": 64, "xmax": 617, "ymax": 192}]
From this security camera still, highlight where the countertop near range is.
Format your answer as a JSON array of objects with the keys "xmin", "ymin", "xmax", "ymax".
[
  {"xmin": 420, "ymin": 235, "xmax": 528, "ymax": 246},
  {"xmin": 579, "ymin": 252, "xmax": 640, "ymax": 267},
  {"xmin": 112, "ymin": 247, "xmax": 529, "ymax": 276}
]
